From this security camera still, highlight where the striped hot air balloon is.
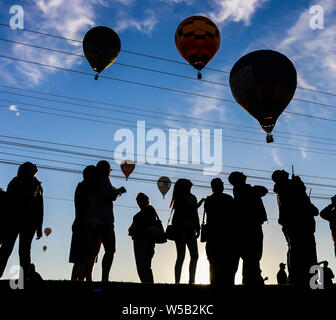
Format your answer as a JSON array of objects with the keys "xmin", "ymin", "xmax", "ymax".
[
  {"xmin": 229, "ymin": 50, "xmax": 297, "ymax": 143},
  {"xmin": 175, "ymin": 16, "xmax": 220, "ymax": 79}
]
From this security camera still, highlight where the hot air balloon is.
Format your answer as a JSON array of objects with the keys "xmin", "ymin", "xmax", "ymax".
[
  {"xmin": 44, "ymin": 227, "xmax": 52, "ymax": 237},
  {"xmin": 229, "ymin": 50, "xmax": 297, "ymax": 143},
  {"xmin": 175, "ymin": 16, "xmax": 220, "ymax": 79},
  {"xmin": 120, "ymin": 160, "xmax": 135, "ymax": 180},
  {"xmin": 157, "ymin": 176, "xmax": 171, "ymax": 199},
  {"xmin": 42, "ymin": 245, "xmax": 47, "ymax": 252},
  {"xmin": 83, "ymin": 26, "xmax": 121, "ymax": 80}
]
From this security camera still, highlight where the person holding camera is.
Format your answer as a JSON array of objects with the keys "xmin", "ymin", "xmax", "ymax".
[
  {"xmin": 87, "ymin": 160, "xmax": 126, "ymax": 282},
  {"xmin": 320, "ymin": 195, "xmax": 336, "ymax": 259}
]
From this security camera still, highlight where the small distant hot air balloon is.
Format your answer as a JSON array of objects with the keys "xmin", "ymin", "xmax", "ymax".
[
  {"xmin": 42, "ymin": 245, "xmax": 47, "ymax": 252},
  {"xmin": 229, "ymin": 50, "xmax": 297, "ymax": 143},
  {"xmin": 157, "ymin": 176, "xmax": 171, "ymax": 199},
  {"xmin": 44, "ymin": 227, "xmax": 52, "ymax": 237},
  {"xmin": 175, "ymin": 16, "xmax": 220, "ymax": 79},
  {"xmin": 120, "ymin": 160, "xmax": 135, "ymax": 180},
  {"xmin": 83, "ymin": 26, "xmax": 121, "ymax": 80}
]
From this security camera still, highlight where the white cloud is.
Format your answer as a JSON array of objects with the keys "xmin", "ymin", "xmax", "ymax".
[
  {"xmin": 9, "ymin": 105, "xmax": 20, "ymax": 117},
  {"xmin": 208, "ymin": 0, "xmax": 268, "ymax": 25},
  {"xmin": 114, "ymin": 9, "xmax": 159, "ymax": 34},
  {"xmin": 9, "ymin": 105, "xmax": 18, "ymax": 112},
  {"xmin": 158, "ymin": 0, "xmax": 193, "ymax": 4},
  {"xmin": 272, "ymin": 149, "xmax": 283, "ymax": 166},
  {"xmin": 7, "ymin": 0, "xmax": 106, "ymax": 85}
]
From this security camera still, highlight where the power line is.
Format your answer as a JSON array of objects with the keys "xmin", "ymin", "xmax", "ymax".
[
  {"xmin": 1, "ymin": 134, "xmax": 336, "ymax": 187},
  {"xmin": 2, "ymin": 23, "xmax": 336, "ymax": 99},
  {"xmin": 3, "ymin": 38, "xmax": 336, "ymax": 114},
  {"xmin": 4, "ymin": 85, "xmax": 336, "ymax": 144},
  {"xmin": 3, "ymin": 89, "xmax": 336, "ymax": 148},
  {"xmin": 2, "ymin": 54, "xmax": 336, "ymax": 129},
  {"xmin": 0, "ymin": 156, "xmax": 332, "ymax": 201},
  {"xmin": 4, "ymin": 100, "xmax": 336, "ymax": 158}
]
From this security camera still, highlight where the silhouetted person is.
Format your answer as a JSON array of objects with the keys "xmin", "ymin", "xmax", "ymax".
[
  {"xmin": 128, "ymin": 193, "xmax": 157, "ymax": 283},
  {"xmin": 272, "ymin": 170, "xmax": 318, "ymax": 286},
  {"xmin": 0, "ymin": 187, "xmax": 8, "ymax": 244},
  {"xmin": 228, "ymin": 171, "xmax": 267, "ymax": 286},
  {"xmin": 0, "ymin": 162, "xmax": 43, "ymax": 279},
  {"xmin": 204, "ymin": 178, "xmax": 238, "ymax": 287},
  {"xmin": 27, "ymin": 263, "xmax": 43, "ymax": 281},
  {"xmin": 70, "ymin": 165, "xmax": 100, "ymax": 281},
  {"xmin": 277, "ymin": 263, "xmax": 288, "ymax": 285},
  {"xmin": 320, "ymin": 195, "xmax": 336, "ymax": 258},
  {"xmin": 87, "ymin": 160, "xmax": 126, "ymax": 282},
  {"xmin": 319, "ymin": 261, "xmax": 334, "ymax": 289},
  {"xmin": 170, "ymin": 179, "xmax": 200, "ymax": 284}
]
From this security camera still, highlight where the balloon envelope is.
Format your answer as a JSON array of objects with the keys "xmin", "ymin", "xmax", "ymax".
[
  {"xmin": 157, "ymin": 176, "xmax": 172, "ymax": 199},
  {"xmin": 229, "ymin": 50, "xmax": 297, "ymax": 136},
  {"xmin": 175, "ymin": 16, "xmax": 220, "ymax": 74},
  {"xmin": 120, "ymin": 160, "xmax": 135, "ymax": 180},
  {"xmin": 83, "ymin": 26, "xmax": 121, "ymax": 75},
  {"xmin": 43, "ymin": 246, "xmax": 47, "ymax": 252},
  {"xmin": 44, "ymin": 227, "xmax": 52, "ymax": 236}
]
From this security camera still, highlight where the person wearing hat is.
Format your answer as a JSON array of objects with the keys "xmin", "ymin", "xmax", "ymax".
[
  {"xmin": 228, "ymin": 171, "xmax": 268, "ymax": 286},
  {"xmin": 272, "ymin": 169, "xmax": 318, "ymax": 286},
  {"xmin": 320, "ymin": 195, "xmax": 336, "ymax": 259},
  {"xmin": 277, "ymin": 263, "xmax": 288, "ymax": 285}
]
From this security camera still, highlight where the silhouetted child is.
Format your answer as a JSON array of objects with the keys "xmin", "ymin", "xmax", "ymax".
[
  {"xmin": 320, "ymin": 195, "xmax": 336, "ymax": 259},
  {"xmin": 319, "ymin": 261, "xmax": 334, "ymax": 289},
  {"xmin": 129, "ymin": 193, "xmax": 157, "ymax": 283},
  {"xmin": 28, "ymin": 263, "xmax": 43, "ymax": 281},
  {"xmin": 277, "ymin": 263, "xmax": 288, "ymax": 285}
]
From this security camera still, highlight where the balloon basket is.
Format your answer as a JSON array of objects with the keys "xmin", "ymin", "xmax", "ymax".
[
  {"xmin": 197, "ymin": 71, "xmax": 202, "ymax": 80},
  {"xmin": 266, "ymin": 134, "xmax": 274, "ymax": 143},
  {"xmin": 94, "ymin": 73, "xmax": 99, "ymax": 80}
]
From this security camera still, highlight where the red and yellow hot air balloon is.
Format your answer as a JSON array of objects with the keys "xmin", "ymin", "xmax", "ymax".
[
  {"xmin": 120, "ymin": 160, "xmax": 135, "ymax": 180},
  {"xmin": 83, "ymin": 26, "xmax": 121, "ymax": 80},
  {"xmin": 229, "ymin": 50, "xmax": 297, "ymax": 143},
  {"xmin": 44, "ymin": 227, "xmax": 52, "ymax": 237},
  {"xmin": 175, "ymin": 16, "xmax": 220, "ymax": 79}
]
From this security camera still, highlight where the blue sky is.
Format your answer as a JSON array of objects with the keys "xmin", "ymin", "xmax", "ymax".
[{"xmin": 1, "ymin": 0, "xmax": 336, "ymax": 284}]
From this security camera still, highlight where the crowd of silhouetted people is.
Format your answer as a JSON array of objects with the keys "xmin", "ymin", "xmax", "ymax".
[{"xmin": 0, "ymin": 161, "xmax": 335, "ymax": 288}]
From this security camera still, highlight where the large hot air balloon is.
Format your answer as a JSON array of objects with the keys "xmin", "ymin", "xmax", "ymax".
[
  {"xmin": 175, "ymin": 16, "xmax": 220, "ymax": 79},
  {"xmin": 120, "ymin": 160, "xmax": 135, "ymax": 180},
  {"xmin": 157, "ymin": 176, "xmax": 171, "ymax": 199},
  {"xmin": 83, "ymin": 26, "xmax": 121, "ymax": 80},
  {"xmin": 44, "ymin": 227, "xmax": 52, "ymax": 237},
  {"xmin": 42, "ymin": 245, "xmax": 47, "ymax": 252},
  {"xmin": 229, "ymin": 50, "xmax": 297, "ymax": 143}
]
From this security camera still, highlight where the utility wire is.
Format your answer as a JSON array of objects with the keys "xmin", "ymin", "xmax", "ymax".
[
  {"xmin": 1, "ymin": 134, "xmax": 336, "ymax": 187},
  {"xmin": 2, "ymin": 38, "xmax": 336, "ymax": 114},
  {"xmin": 4, "ymin": 85, "xmax": 336, "ymax": 144},
  {"xmin": 1, "ymin": 23, "xmax": 336, "ymax": 98},
  {"xmin": 2, "ymin": 54, "xmax": 336, "ymax": 128}
]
